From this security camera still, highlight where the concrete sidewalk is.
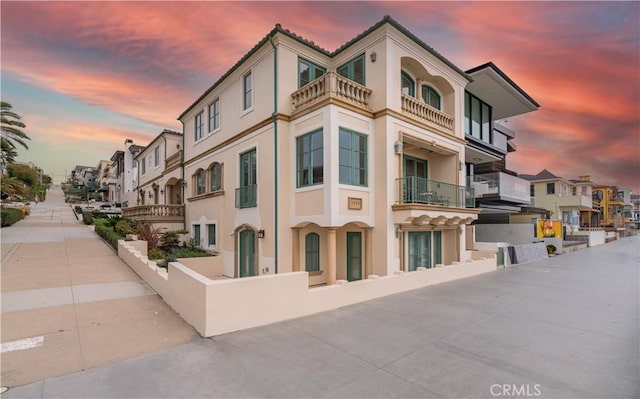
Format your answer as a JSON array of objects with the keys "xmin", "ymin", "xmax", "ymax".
[
  {"xmin": 3, "ymin": 230, "xmax": 638, "ymax": 397},
  {"xmin": 1, "ymin": 186, "xmax": 197, "ymax": 388}
]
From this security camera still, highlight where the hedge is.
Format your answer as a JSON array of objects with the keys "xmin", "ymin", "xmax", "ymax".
[
  {"xmin": 1, "ymin": 208, "xmax": 25, "ymax": 227},
  {"xmin": 94, "ymin": 219, "xmax": 122, "ymax": 249}
]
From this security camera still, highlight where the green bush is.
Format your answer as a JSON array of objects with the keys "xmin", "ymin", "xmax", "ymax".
[
  {"xmin": 1, "ymin": 208, "xmax": 25, "ymax": 227},
  {"xmin": 94, "ymin": 221, "xmax": 121, "ymax": 249},
  {"xmin": 82, "ymin": 211, "xmax": 93, "ymax": 225},
  {"xmin": 148, "ymin": 248, "xmax": 166, "ymax": 260},
  {"xmin": 115, "ymin": 219, "xmax": 136, "ymax": 236},
  {"xmin": 171, "ymin": 247, "xmax": 211, "ymax": 258},
  {"xmin": 74, "ymin": 206, "xmax": 83, "ymax": 214},
  {"xmin": 546, "ymin": 244, "xmax": 557, "ymax": 254}
]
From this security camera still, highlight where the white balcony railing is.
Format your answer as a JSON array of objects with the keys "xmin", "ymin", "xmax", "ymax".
[
  {"xmin": 291, "ymin": 72, "xmax": 371, "ymax": 113},
  {"xmin": 401, "ymin": 93, "xmax": 454, "ymax": 132},
  {"xmin": 467, "ymin": 172, "xmax": 531, "ymax": 204}
]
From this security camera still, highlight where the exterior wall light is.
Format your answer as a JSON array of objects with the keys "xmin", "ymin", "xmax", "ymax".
[
  {"xmin": 370, "ymin": 51, "xmax": 377, "ymax": 62},
  {"xmin": 395, "ymin": 226, "xmax": 402, "ymax": 238},
  {"xmin": 394, "ymin": 141, "xmax": 403, "ymax": 154},
  {"xmin": 257, "ymin": 229, "xmax": 265, "ymax": 238}
]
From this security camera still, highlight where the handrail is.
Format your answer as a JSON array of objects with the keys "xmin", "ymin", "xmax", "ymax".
[
  {"xmin": 291, "ymin": 72, "xmax": 372, "ymax": 112},
  {"xmin": 400, "ymin": 93, "xmax": 454, "ymax": 131},
  {"xmin": 396, "ymin": 177, "xmax": 475, "ymax": 208}
]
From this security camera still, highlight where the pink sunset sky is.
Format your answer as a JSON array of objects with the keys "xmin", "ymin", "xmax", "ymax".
[{"xmin": 1, "ymin": 1, "xmax": 639, "ymax": 192}]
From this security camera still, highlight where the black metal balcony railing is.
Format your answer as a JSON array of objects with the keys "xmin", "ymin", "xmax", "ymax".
[
  {"xmin": 235, "ymin": 185, "xmax": 257, "ymax": 208},
  {"xmin": 396, "ymin": 177, "xmax": 475, "ymax": 208}
]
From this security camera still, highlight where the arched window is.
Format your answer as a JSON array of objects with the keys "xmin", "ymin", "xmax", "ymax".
[
  {"xmin": 210, "ymin": 162, "xmax": 222, "ymax": 191},
  {"xmin": 401, "ymin": 71, "xmax": 415, "ymax": 96},
  {"xmin": 305, "ymin": 233, "xmax": 320, "ymax": 272},
  {"xmin": 422, "ymin": 85, "xmax": 441, "ymax": 109},
  {"xmin": 195, "ymin": 169, "xmax": 205, "ymax": 195}
]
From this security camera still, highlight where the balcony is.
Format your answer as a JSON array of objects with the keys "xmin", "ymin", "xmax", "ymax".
[
  {"xmin": 556, "ymin": 194, "xmax": 593, "ymax": 209},
  {"xmin": 401, "ymin": 93, "xmax": 454, "ymax": 134},
  {"xmin": 236, "ymin": 185, "xmax": 257, "ymax": 208},
  {"xmin": 468, "ymin": 172, "xmax": 531, "ymax": 205},
  {"xmin": 122, "ymin": 204, "xmax": 184, "ymax": 222},
  {"xmin": 291, "ymin": 72, "xmax": 372, "ymax": 115},
  {"xmin": 395, "ymin": 177, "xmax": 475, "ymax": 208}
]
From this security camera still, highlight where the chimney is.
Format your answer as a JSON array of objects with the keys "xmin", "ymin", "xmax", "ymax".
[{"xmin": 579, "ymin": 175, "xmax": 591, "ymax": 181}]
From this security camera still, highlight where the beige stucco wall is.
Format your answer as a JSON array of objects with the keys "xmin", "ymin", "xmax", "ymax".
[{"xmin": 119, "ymin": 239, "xmax": 495, "ymax": 337}]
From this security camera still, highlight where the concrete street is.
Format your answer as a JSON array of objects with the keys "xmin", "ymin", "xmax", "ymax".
[
  {"xmin": 1, "ymin": 187, "xmax": 198, "ymax": 388},
  {"xmin": 1, "ymin": 190, "xmax": 638, "ymax": 398}
]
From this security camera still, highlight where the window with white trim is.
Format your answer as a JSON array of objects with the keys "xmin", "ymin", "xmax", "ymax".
[
  {"xmin": 207, "ymin": 224, "xmax": 216, "ymax": 247},
  {"xmin": 154, "ymin": 146, "xmax": 160, "ymax": 167},
  {"xmin": 243, "ymin": 71, "xmax": 252, "ymax": 110},
  {"xmin": 208, "ymin": 99, "xmax": 220, "ymax": 132},
  {"xmin": 339, "ymin": 128, "xmax": 368, "ymax": 186},
  {"xmin": 195, "ymin": 111, "xmax": 204, "ymax": 140}
]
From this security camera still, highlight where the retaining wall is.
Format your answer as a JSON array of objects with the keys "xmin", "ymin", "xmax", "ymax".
[{"xmin": 118, "ymin": 240, "xmax": 497, "ymax": 337}]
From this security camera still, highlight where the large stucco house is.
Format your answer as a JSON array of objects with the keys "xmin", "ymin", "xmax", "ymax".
[{"xmin": 176, "ymin": 16, "xmax": 537, "ymax": 284}]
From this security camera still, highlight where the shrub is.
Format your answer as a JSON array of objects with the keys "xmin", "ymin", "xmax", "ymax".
[
  {"xmin": 159, "ymin": 230, "xmax": 183, "ymax": 252},
  {"xmin": 148, "ymin": 248, "xmax": 166, "ymax": 260},
  {"xmin": 74, "ymin": 206, "xmax": 83, "ymax": 214},
  {"xmin": 115, "ymin": 219, "xmax": 136, "ymax": 236},
  {"xmin": 1, "ymin": 207, "xmax": 25, "ymax": 227},
  {"xmin": 94, "ymin": 221, "xmax": 121, "ymax": 249},
  {"xmin": 135, "ymin": 222, "xmax": 162, "ymax": 250},
  {"xmin": 82, "ymin": 211, "xmax": 93, "ymax": 225},
  {"xmin": 546, "ymin": 244, "xmax": 557, "ymax": 254},
  {"xmin": 171, "ymin": 246, "xmax": 211, "ymax": 258}
]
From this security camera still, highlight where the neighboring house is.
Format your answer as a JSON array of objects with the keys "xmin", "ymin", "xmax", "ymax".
[
  {"xmin": 631, "ymin": 193, "xmax": 640, "ymax": 221},
  {"xmin": 517, "ymin": 170, "xmax": 598, "ymax": 231},
  {"xmin": 592, "ymin": 184, "xmax": 625, "ymax": 228},
  {"xmin": 178, "ymin": 16, "xmax": 484, "ymax": 284},
  {"xmin": 70, "ymin": 165, "xmax": 93, "ymax": 186},
  {"xmin": 94, "ymin": 159, "xmax": 113, "ymax": 202},
  {"xmin": 109, "ymin": 150, "xmax": 124, "ymax": 205},
  {"xmin": 617, "ymin": 187, "xmax": 633, "ymax": 224},
  {"xmin": 464, "ymin": 63, "xmax": 539, "ymax": 223},
  {"xmin": 121, "ymin": 140, "xmax": 145, "ymax": 207},
  {"xmin": 122, "ymin": 129, "xmax": 184, "ymax": 231}
]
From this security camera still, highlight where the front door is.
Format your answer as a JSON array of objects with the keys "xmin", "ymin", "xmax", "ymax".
[
  {"xmin": 346, "ymin": 232, "xmax": 362, "ymax": 281},
  {"xmin": 239, "ymin": 230, "xmax": 256, "ymax": 277},
  {"xmin": 408, "ymin": 231, "xmax": 431, "ymax": 271}
]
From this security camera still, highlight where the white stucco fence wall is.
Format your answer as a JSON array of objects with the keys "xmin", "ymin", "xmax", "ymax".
[{"xmin": 118, "ymin": 240, "xmax": 497, "ymax": 337}]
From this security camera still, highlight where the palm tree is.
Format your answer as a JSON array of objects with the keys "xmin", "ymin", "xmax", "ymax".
[
  {"xmin": 1, "ymin": 101, "xmax": 29, "ymax": 150},
  {"xmin": 1, "ymin": 137, "xmax": 18, "ymax": 164}
]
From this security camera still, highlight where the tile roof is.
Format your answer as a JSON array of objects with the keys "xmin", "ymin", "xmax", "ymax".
[{"xmin": 178, "ymin": 15, "xmax": 470, "ymax": 120}]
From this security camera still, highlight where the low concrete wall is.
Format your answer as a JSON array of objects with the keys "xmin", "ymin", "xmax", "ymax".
[
  {"xmin": 475, "ymin": 224, "xmax": 535, "ymax": 245},
  {"xmin": 177, "ymin": 256, "xmax": 225, "ymax": 279},
  {"xmin": 513, "ymin": 242, "xmax": 548, "ymax": 264},
  {"xmin": 571, "ymin": 230, "xmax": 605, "ymax": 247},
  {"xmin": 119, "ymin": 240, "xmax": 497, "ymax": 337}
]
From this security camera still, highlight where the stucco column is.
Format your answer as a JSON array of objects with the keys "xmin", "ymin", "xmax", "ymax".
[
  {"xmin": 292, "ymin": 227, "xmax": 300, "ymax": 272},
  {"xmin": 365, "ymin": 227, "xmax": 373, "ymax": 278},
  {"xmin": 327, "ymin": 228, "xmax": 337, "ymax": 285}
]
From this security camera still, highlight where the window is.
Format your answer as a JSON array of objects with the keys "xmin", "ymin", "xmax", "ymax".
[
  {"xmin": 208, "ymin": 99, "xmax": 220, "ymax": 132},
  {"xmin": 193, "ymin": 224, "xmax": 201, "ymax": 247},
  {"xmin": 141, "ymin": 156, "xmax": 146, "ymax": 175},
  {"xmin": 210, "ymin": 162, "xmax": 222, "ymax": 191},
  {"xmin": 422, "ymin": 85, "xmax": 441, "ymax": 109},
  {"xmin": 154, "ymin": 146, "xmax": 160, "ymax": 167},
  {"xmin": 298, "ymin": 58, "xmax": 326, "ymax": 88},
  {"xmin": 305, "ymin": 233, "xmax": 320, "ymax": 272},
  {"xmin": 339, "ymin": 128, "xmax": 367, "ymax": 186},
  {"xmin": 464, "ymin": 92, "xmax": 492, "ymax": 143},
  {"xmin": 337, "ymin": 54, "xmax": 365, "ymax": 85},
  {"xmin": 530, "ymin": 184, "xmax": 535, "ymax": 197},
  {"xmin": 243, "ymin": 71, "xmax": 252, "ymax": 110},
  {"xmin": 401, "ymin": 71, "xmax": 415, "ymax": 96},
  {"xmin": 237, "ymin": 149, "xmax": 257, "ymax": 208},
  {"xmin": 547, "ymin": 182, "xmax": 555, "ymax": 194},
  {"xmin": 196, "ymin": 169, "xmax": 205, "ymax": 195},
  {"xmin": 195, "ymin": 111, "xmax": 204, "ymax": 140},
  {"xmin": 572, "ymin": 186, "xmax": 577, "ymax": 196},
  {"xmin": 207, "ymin": 224, "xmax": 216, "ymax": 247},
  {"xmin": 296, "ymin": 129, "xmax": 323, "ymax": 187}
]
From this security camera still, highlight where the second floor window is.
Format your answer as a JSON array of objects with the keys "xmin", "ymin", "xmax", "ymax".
[
  {"xmin": 196, "ymin": 169, "xmax": 206, "ymax": 195},
  {"xmin": 141, "ymin": 156, "xmax": 146, "ymax": 175},
  {"xmin": 195, "ymin": 111, "xmax": 204, "ymax": 140},
  {"xmin": 237, "ymin": 149, "xmax": 257, "ymax": 208},
  {"xmin": 210, "ymin": 162, "xmax": 222, "ymax": 191},
  {"xmin": 401, "ymin": 71, "xmax": 415, "ymax": 96},
  {"xmin": 530, "ymin": 184, "xmax": 535, "ymax": 197},
  {"xmin": 154, "ymin": 147, "xmax": 160, "ymax": 167},
  {"xmin": 296, "ymin": 129, "xmax": 323, "ymax": 187},
  {"xmin": 547, "ymin": 183, "xmax": 555, "ymax": 195},
  {"xmin": 337, "ymin": 54, "xmax": 365, "ymax": 85},
  {"xmin": 339, "ymin": 128, "xmax": 367, "ymax": 187},
  {"xmin": 298, "ymin": 58, "xmax": 326, "ymax": 87},
  {"xmin": 208, "ymin": 99, "xmax": 220, "ymax": 132},
  {"xmin": 243, "ymin": 71, "xmax": 252, "ymax": 110},
  {"xmin": 422, "ymin": 85, "xmax": 441, "ymax": 109}
]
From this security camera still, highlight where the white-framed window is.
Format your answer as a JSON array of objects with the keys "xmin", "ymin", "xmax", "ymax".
[
  {"xmin": 195, "ymin": 111, "xmax": 204, "ymax": 140},
  {"xmin": 207, "ymin": 223, "xmax": 216, "ymax": 248},
  {"xmin": 339, "ymin": 128, "xmax": 368, "ymax": 187},
  {"xmin": 154, "ymin": 146, "xmax": 160, "ymax": 167},
  {"xmin": 243, "ymin": 71, "xmax": 252, "ymax": 110},
  {"xmin": 208, "ymin": 98, "xmax": 220, "ymax": 132},
  {"xmin": 140, "ymin": 156, "xmax": 146, "ymax": 175}
]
